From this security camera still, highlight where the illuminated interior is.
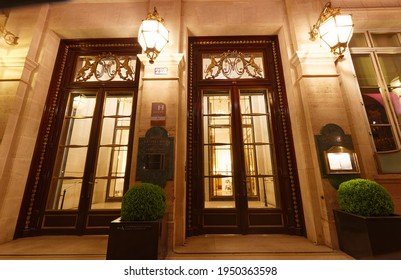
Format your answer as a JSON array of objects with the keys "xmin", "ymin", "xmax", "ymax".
[
  {"xmin": 202, "ymin": 89, "xmax": 277, "ymax": 209},
  {"xmin": 46, "ymin": 93, "xmax": 132, "ymax": 210}
]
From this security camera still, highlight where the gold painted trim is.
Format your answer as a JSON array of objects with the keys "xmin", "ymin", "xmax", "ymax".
[{"xmin": 271, "ymin": 41, "xmax": 301, "ymax": 229}]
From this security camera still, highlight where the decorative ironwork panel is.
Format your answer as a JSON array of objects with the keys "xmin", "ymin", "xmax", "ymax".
[
  {"xmin": 202, "ymin": 51, "xmax": 264, "ymax": 79},
  {"xmin": 75, "ymin": 52, "xmax": 137, "ymax": 82}
]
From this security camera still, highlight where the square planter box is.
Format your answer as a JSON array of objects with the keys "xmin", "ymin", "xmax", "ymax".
[
  {"xmin": 334, "ymin": 209, "xmax": 401, "ymax": 259},
  {"xmin": 106, "ymin": 217, "xmax": 167, "ymax": 260}
]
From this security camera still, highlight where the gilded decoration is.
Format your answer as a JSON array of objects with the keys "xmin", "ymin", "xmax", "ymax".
[
  {"xmin": 203, "ymin": 50, "xmax": 263, "ymax": 79},
  {"xmin": 75, "ymin": 52, "xmax": 136, "ymax": 82}
]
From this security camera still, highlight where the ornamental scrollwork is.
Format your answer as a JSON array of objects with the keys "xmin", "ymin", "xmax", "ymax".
[
  {"xmin": 204, "ymin": 50, "xmax": 264, "ymax": 79},
  {"xmin": 75, "ymin": 52, "xmax": 136, "ymax": 82}
]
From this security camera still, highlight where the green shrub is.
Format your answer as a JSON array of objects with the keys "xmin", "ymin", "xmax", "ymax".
[
  {"xmin": 121, "ymin": 183, "xmax": 166, "ymax": 221},
  {"xmin": 337, "ymin": 179, "xmax": 394, "ymax": 216}
]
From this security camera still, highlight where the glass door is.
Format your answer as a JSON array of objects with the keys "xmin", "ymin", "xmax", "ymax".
[
  {"xmin": 240, "ymin": 89, "xmax": 277, "ymax": 210},
  {"xmin": 203, "ymin": 90, "xmax": 235, "ymax": 208},
  {"xmin": 201, "ymin": 87, "xmax": 279, "ymax": 233},
  {"xmin": 43, "ymin": 88, "xmax": 135, "ymax": 233},
  {"xmin": 187, "ymin": 36, "xmax": 304, "ymax": 236}
]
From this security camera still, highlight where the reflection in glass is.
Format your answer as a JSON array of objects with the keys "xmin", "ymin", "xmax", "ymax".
[
  {"xmin": 203, "ymin": 91, "xmax": 235, "ymax": 208},
  {"xmin": 46, "ymin": 93, "xmax": 96, "ymax": 210},
  {"xmin": 92, "ymin": 95, "xmax": 132, "ymax": 208},
  {"xmin": 51, "ymin": 179, "xmax": 82, "ymax": 210},
  {"xmin": 91, "ymin": 179, "xmax": 123, "ymax": 209},
  {"xmin": 349, "ymin": 33, "xmax": 368, "ymax": 48},
  {"xmin": 46, "ymin": 92, "xmax": 133, "ymax": 211},
  {"xmin": 240, "ymin": 90, "xmax": 276, "ymax": 208},
  {"xmin": 352, "ymin": 54, "xmax": 398, "ymax": 151},
  {"xmin": 371, "ymin": 33, "xmax": 401, "ymax": 47},
  {"xmin": 377, "ymin": 54, "xmax": 401, "ymax": 130},
  {"xmin": 352, "ymin": 54, "xmax": 378, "ymax": 86},
  {"xmin": 202, "ymin": 89, "xmax": 277, "ymax": 209}
]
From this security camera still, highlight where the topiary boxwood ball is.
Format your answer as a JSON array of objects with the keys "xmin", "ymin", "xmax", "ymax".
[
  {"xmin": 337, "ymin": 178, "xmax": 394, "ymax": 216},
  {"xmin": 121, "ymin": 183, "xmax": 166, "ymax": 221}
]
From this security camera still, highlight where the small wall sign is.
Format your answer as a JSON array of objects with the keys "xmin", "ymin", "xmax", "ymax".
[
  {"xmin": 154, "ymin": 67, "xmax": 168, "ymax": 75},
  {"xmin": 151, "ymin": 102, "xmax": 166, "ymax": 126}
]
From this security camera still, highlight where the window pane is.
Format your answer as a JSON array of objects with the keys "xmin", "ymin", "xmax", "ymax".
[
  {"xmin": 349, "ymin": 33, "xmax": 368, "ymax": 47},
  {"xmin": 96, "ymin": 146, "xmax": 127, "ymax": 177},
  {"xmin": 254, "ymin": 145, "xmax": 274, "ymax": 175},
  {"xmin": 240, "ymin": 93, "xmax": 267, "ymax": 114},
  {"xmin": 104, "ymin": 96, "xmax": 132, "ymax": 116},
  {"xmin": 351, "ymin": 54, "xmax": 378, "ymax": 86},
  {"xmin": 371, "ymin": 126, "xmax": 397, "ymax": 151},
  {"xmin": 62, "ymin": 118, "xmax": 92, "ymax": 145},
  {"xmin": 378, "ymin": 54, "xmax": 401, "ymax": 129},
  {"xmin": 91, "ymin": 179, "xmax": 123, "ymax": 209},
  {"xmin": 361, "ymin": 90, "xmax": 391, "ymax": 125},
  {"xmin": 47, "ymin": 179, "xmax": 82, "ymax": 210},
  {"xmin": 248, "ymin": 177, "xmax": 277, "ymax": 208},
  {"xmin": 371, "ymin": 33, "xmax": 401, "ymax": 47},
  {"xmin": 240, "ymin": 89, "xmax": 276, "ymax": 209},
  {"xmin": 388, "ymin": 88, "xmax": 401, "ymax": 125},
  {"xmin": 377, "ymin": 54, "xmax": 401, "ymax": 85},
  {"xmin": 100, "ymin": 118, "xmax": 130, "ymax": 145},
  {"xmin": 361, "ymin": 88, "xmax": 397, "ymax": 150},
  {"xmin": 92, "ymin": 93, "xmax": 132, "ymax": 206},
  {"xmin": 202, "ymin": 90, "xmax": 234, "ymax": 208},
  {"xmin": 204, "ymin": 177, "xmax": 235, "ymax": 208}
]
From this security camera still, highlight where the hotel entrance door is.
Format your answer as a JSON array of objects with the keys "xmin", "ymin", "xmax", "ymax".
[
  {"xmin": 201, "ymin": 87, "xmax": 281, "ymax": 233},
  {"xmin": 187, "ymin": 36, "xmax": 304, "ymax": 235},
  {"xmin": 16, "ymin": 39, "xmax": 141, "ymax": 236}
]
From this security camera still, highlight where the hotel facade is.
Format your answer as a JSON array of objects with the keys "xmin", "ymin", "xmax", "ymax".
[{"xmin": 1, "ymin": 0, "xmax": 401, "ymax": 254}]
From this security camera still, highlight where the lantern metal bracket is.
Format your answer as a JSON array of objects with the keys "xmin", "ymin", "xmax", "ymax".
[
  {"xmin": 308, "ymin": 2, "xmax": 353, "ymax": 61},
  {"xmin": 309, "ymin": 2, "xmax": 340, "ymax": 41},
  {"xmin": 146, "ymin": 7, "xmax": 165, "ymax": 23},
  {"xmin": 0, "ymin": 11, "xmax": 18, "ymax": 46}
]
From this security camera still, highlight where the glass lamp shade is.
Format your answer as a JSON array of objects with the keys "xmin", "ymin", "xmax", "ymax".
[
  {"xmin": 318, "ymin": 14, "xmax": 353, "ymax": 56},
  {"xmin": 138, "ymin": 19, "xmax": 169, "ymax": 64}
]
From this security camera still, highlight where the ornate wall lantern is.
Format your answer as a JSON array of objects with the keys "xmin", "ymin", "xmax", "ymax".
[
  {"xmin": 309, "ymin": 2, "xmax": 353, "ymax": 60},
  {"xmin": 138, "ymin": 7, "xmax": 169, "ymax": 64}
]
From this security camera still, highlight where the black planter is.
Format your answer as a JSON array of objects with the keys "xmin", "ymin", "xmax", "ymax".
[
  {"xmin": 334, "ymin": 209, "xmax": 401, "ymax": 259},
  {"xmin": 106, "ymin": 216, "xmax": 167, "ymax": 260}
]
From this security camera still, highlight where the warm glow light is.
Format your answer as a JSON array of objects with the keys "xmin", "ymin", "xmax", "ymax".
[
  {"xmin": 310, "ymin": 2, "xmax": 353, "ymax": 60},
  {"xmin": 327, "ymin": 152, "xmax": 353, "ymax": 170},
  {"xmin": 137, "ymin": 7, "xmax": 169, "ymax": 64},
  {"xmin": 318, "ymin": 14, "xmax": 353, "ymax": 56}
]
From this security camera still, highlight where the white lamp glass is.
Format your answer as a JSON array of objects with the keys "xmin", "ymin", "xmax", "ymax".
[
  {"xmin": 310, "ymin": 2, "xmax": 354, "ymax": 59},
  {"xmin": 137, "ymin": 8, "xmax": 169, "ymax": 64}
]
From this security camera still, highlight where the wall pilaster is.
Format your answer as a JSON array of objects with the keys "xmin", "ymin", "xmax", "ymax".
[{"xmin": 136, "ymin": 53, "xmax": 185, "ymax": 252}]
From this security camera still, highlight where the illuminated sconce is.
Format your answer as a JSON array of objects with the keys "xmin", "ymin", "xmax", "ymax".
[
  {"xmin": 138, "ymin": 7, "xmax": 169, "ymax": 64},
  {"xmin": 309, "ymin": 2, "xmax": 353, "ymax": 60},
  {"xmin": 0, "ymin": 11, "xmax": 18, "ymax": 46}
]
